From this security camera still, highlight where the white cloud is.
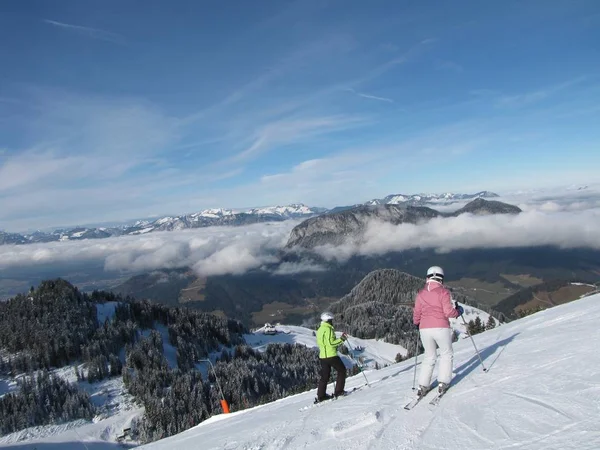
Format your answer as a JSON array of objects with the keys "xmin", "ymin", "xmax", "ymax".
[
  {"xmin": 232, "ymin": 115, "xmax": 365, "ymax": 162},
  {"xmin": 1, "ymin": 90, "xmax": 177, "ymax": 192},
  {"xmin": 345, "ymin": 88, "xmax": 394, "ymax": 103},
  {"xmin": 0, "ymin": 89, "xmax": 185, "ymax": 229},
  {"xmin": 43, "ymin": 19, "xmax": 126, "ymax": 45},
  {"xmin": 0, "ymin": 221, "xmax": 299, "ymax": 277},
  {"xmin": 435, "ymin": 60, "xmax": 464, "ymax": 73},
  {"xmin": 0, "ymin": 151, "xmax": 81, "ymax": 192},
  {"xmin": 1, "ymin": 187, "xmax": 599, "ymax": 280},
  {"xmin": 312, "ymin": 209, "xmax": 600, "ymax": 262},
  {"xmin": 495, "ymin": 76, "xmax": 588, "ymax": 108},
  {"xmin": 496, "ymin": 183, "xmax": 600, "ymax": 213},
  {"xmin": 245, "ymin": 121, "xmax": 492, "ymax": 208},
  {"xmin": 192, "ymin": 243, "xmax": 278, "ymax": 277},
  {"xmin": 272, "ymin": 260, "xmax": 326, "ymax": 276}
]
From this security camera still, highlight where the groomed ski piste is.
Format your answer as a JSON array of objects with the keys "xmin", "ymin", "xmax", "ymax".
[{"xmin": 138, "ymin": 293, "xmax": 600, "ymax": 450}]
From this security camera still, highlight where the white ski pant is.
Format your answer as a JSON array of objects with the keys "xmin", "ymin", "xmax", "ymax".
[{"xmin": 418, "ymin": 327, "xmax": 454, "ymax": 386}]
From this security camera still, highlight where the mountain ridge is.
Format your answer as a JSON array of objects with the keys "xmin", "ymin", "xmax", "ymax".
[
  {"xmin": 0, "ymin": 204, "xmax": 324, "ymax": 246},
  {"xmin": 366, "ymin": 190, "xmax": 499, "ymax": 206},
  {"xmin": 285, "ymin": 198, "xmax": 521, "ymax": 249},
  {"xmin": 0, "ymin": 191, "xmax": 499, "ymax": 246}
]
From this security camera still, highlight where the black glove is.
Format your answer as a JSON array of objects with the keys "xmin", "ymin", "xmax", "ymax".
[{"xmin": 455, "ymin": 301, "xmax": 464, "ymax": 316}]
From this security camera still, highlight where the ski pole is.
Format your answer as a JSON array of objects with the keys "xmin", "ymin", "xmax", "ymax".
[
  {"xmin": 344, "ymin": 337, "xmax": 370, "ymax": 387},
  {"xmin": 456, "ymin": 302, "xmax": 487, "ymax": 372},
  {"xmin": 412, "ymin": 328, "xmax": 419, "ymax": 390}
]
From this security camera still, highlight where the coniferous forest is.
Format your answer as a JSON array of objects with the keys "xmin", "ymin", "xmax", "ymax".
[{"xmin": 0, "ymin": 279, "xmax": 324, "ymax": 443}]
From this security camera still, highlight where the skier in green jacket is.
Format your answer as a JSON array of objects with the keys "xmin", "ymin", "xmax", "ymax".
[{"xmin": 316, "ymin": 311, "xmax": 348, "ymax": 402}]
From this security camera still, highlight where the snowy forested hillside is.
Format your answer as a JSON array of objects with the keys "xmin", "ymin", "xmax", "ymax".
[
  {"xmin": 0, "ymin": 294, "xmax": 497, "ymax": 449},
  {"xmin": 138, "ymin": 293, "xmax": 600, "ymax": 450}
]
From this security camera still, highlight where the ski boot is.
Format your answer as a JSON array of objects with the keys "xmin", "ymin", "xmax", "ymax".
[
  {"xmin": 334, "ymin": 390, "xmax": 349, "ymax": 399},
  {"xmin": 416, "ymin": 385, "xmax": 430, "ymax": 398},
  {"xmin": 315, "ymin": 393, "xmax": 333, "ymax": 403}
]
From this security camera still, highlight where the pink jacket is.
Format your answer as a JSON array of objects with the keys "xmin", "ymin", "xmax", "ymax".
[{"xmin": 413, "ymin": 280, "xmax": 459, "ymax": 329}]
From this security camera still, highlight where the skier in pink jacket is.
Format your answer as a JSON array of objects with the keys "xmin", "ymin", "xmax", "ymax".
[{"xmin": 413, "ymin": 265, "xmax": 464, "ymax": 396}]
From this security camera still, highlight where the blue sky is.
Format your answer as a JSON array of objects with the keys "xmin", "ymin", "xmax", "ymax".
[{"xmin": 0, "ymin": 0, "xmax": 599, "ymax": 231}]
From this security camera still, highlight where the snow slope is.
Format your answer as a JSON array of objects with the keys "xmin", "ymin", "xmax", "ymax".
[
  {"xmin": 0, "ymin": 367, "xmax": 142, "ymax": 448},
  {"xmin": 0, "ymin": 303, "xmax": 499, "ymax": 449},
  {"xmin": 1, "ymin": 407, "xmax": 142, "ymax": 449},
  {"xmin": 140, "ymin": 294, "xmax": 600, "ymax": 450},
  {"xmin": 246, "ymin": 325, "xmax": 407, "ymax": 369}
]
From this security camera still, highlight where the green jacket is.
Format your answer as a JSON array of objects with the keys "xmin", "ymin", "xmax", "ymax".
[{"xmin": 316, "ymin": 322, "xmax": 344, "ymax": 359}]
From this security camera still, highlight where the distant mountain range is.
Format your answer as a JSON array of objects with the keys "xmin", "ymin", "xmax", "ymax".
[
  {"xmin": 366, "ymin": 190, "xmax": 499, "ymax": 206},
  {"xmin": 0, "ymin": 191, "xmax": 500, "ymax": 246},
  {"xmin": 0, "ymin": 204, "xmax": 326, "ymax": 246}
]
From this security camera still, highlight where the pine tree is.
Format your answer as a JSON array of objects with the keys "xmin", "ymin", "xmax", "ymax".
[
  {"xmin": 468, "ymin": 316, "xmax": 485, "ymax": 335},
  {"xmin": 486, "ymin": 315, "xmax": 496, "ymax": 330},
  {"xmin": 395, "ymin": 353, "xmax": 409, "ymax": 363}
]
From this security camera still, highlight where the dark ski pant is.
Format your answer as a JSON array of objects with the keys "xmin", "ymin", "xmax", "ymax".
[{"xmin": 317, "ymin": 356, "xmax": 346, "ymax": 400}]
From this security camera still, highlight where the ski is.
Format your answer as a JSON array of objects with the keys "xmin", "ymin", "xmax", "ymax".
[
  {"xmin": 404, "ymin": 394, "xmax": 425, "ymax": 410},
  {"xmin": 300, "ymin": 385, "xmax": 364, "ymax": 411},
  {"xmin": 429, "ymin": 388, "xmax": 449, "ymax": 406},
  {"xmin": 403, "ymin": 396, "xmax": 422, "ymax": 410},
  {"xmin": 403, "ymin": 389, "xmax": 431, "ymax": 410}
]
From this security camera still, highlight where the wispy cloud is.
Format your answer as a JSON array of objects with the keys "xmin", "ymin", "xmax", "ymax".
[
  {"xmin": 43, "ymin": 19, "xmax": 126, "ymax": 45},
  {"xmin": 185, "ymin": 33, "xmax": 357, "ymax": 122},
  {"xmin": 345, "ymin": 88, "xmax": 394, "ymax": 103},
  {"xmin": 380, "ymin": 43, "xmax": 400, "ymax": 52},
  {"xmin": 435, "ymin": 60, "xmax": 464, "ymax": 73},
  {"xmin": 236, "ymin": 121, "xmax": 492, "ymax": 208},
  {"xmin": 272, "ymin": 260, "xmax": 326, "ymax": 275},
  {"xmin": 0, "ymin": 88, "xmax": 183, "ymax": 229},
  {"xmin": 496, "ymin": 76, "xmax": 588, "ymax": 108},
  {"xmin": 231, "ymin": 115, "xmax": 366, "ymax": 162}
]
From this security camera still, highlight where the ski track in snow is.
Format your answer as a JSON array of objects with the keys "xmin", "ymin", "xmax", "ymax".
[{"xmin": 138, "ymin": 293, "xmax": 600, "ymax": 450}]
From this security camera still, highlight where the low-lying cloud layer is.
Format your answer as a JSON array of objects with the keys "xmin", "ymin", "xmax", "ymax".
[
  {"xmin": 312, "ymin": 208, "xmax": 600, "ymax": 262},
  {"xmin": 1, "ymin": 190, "xmax": 599, "ymax": 279},
  {"xmin": 0, "ymin": 221, "xmax": 298, "ymax": 277}
]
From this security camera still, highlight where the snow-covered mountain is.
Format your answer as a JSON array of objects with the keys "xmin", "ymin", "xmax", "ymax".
[
  {"xmin": 0, "ymin": 231, "xmax": 28, "ymax": 245},
  {"xmin": 366, "ymin": 190, "xmax": 499, "ymax": 206},
  {"xmin": 0, "ymin": 298, "xmax": 495, "ymax": 448},
  {"xmin": 135, "ymin": 292, "xmax": 600, "ymax": 450},
  {"xmin": 247, "ymin": 203, "xmax": 327, "ymax": 218},
  {"xmin": 1, "ymin": 192, "xmax": 501, "ymax": 246},
  {"xmin": 1, "ymin": 204, "xmax": 324, "ymax": 245}
]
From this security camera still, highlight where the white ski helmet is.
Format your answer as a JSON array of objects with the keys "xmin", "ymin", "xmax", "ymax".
[
  {"xmin": 320, "ymin": 311, "xmax": 334, "ymax": 322},
  {"xmin": 426, "ymin": 265, "xmax": 444, "ymax": 282}
]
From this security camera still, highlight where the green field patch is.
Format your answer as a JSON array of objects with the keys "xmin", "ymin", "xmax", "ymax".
[
  {"xmin": 515, "ymin": 284, "xmax": 596, "ymax": 315},
  {"xmin": 447, "ymin": 277, "xmax": 515, "ymax": 307},
  {"xmin": 178, "ymin": 277, "xmax": 207, "ymax": 303},
  {"xmin": 251, "ymin": 298, "xmax": 335, "ymax": 327},
  {"xmin": 500, "ymin": 273, "xmax": 543, "ymax": 288}
]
